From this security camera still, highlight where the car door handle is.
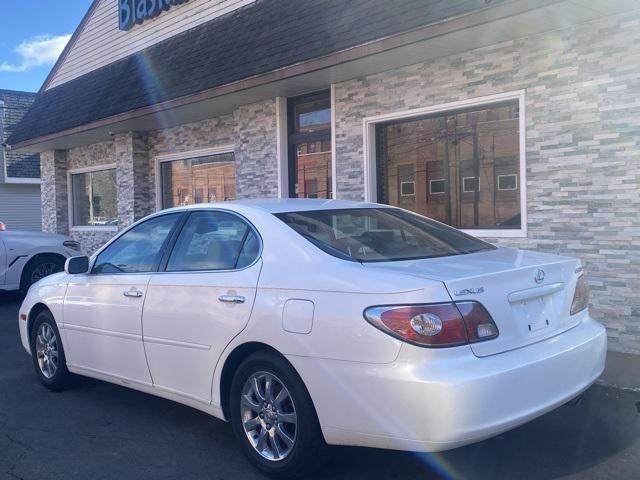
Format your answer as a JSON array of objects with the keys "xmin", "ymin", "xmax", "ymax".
[
  {"xmin": 218, "ymin": 295, "xmax": 245, "ymax": 304},
  {"xmin": 123, "ymin": 288, "xmax": 143, "ymax": 298}
]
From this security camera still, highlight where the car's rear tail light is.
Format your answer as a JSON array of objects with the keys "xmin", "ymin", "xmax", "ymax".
[
  {"xmin": 455, "ymin": 301, "xmax": 499, "ymax": 343},
  {"xmin": 570, "ymin": 276, "xmax": 589, "ymax": 315},
  {"xmin": 0, "ymin": 222, "xmax": 5, "ymax": 231},
  {"xmin": 363, "ymin": 302, "xmax": 498, "ymax": 348}
]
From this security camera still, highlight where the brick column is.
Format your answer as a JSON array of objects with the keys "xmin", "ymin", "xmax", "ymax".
[
  {"xmin": 40, "ymin": 149, "xmax": 69, "ymax": 234},
  {"xmin": 115, "ymin": 132, "xmax": 152, "ymax": 228}
]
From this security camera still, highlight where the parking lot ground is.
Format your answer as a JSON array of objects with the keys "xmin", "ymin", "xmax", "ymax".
[{"xmin": 1, "ymin": 291, "xmax": 639, "ymax": 480}]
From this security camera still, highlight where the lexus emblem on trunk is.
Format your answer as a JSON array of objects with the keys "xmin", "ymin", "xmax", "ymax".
[{"xmin": 534, "ymin": 269, "xmax": 545, "ymax": 284}]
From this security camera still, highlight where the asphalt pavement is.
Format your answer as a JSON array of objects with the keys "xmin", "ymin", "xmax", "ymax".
[{"xmin": 1, "ymin": 291, "xmax": 638, "ymax": 480}]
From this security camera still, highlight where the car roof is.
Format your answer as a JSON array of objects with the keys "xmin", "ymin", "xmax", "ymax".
[{"xmin": 161, "ymin": 198, "xmax": 391, "ymax": 214}]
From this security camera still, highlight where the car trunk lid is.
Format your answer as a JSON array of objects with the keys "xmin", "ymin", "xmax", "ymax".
[{"xmin": 362, "ymin": 247, "xmax": 582, "ymax": 357}]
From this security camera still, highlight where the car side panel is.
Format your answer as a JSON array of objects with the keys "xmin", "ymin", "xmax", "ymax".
[
  {"xmin": 4, "ymin": 246, "xmax": 71, "ymax": 290},
  {"xmin": 210, "ymin": 279, "xmax": 452, "ymax": 409},
  {"xmin": 143, "ymin": 260, "xmax": 261, "ymax": 403}
]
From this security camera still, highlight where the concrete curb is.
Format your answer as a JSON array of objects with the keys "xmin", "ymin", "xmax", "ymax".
[{"xmin": 599, "ymin": 350, "xmax": 640, "ymax": 391}]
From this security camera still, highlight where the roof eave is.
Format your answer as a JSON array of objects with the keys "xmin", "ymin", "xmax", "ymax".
[{"xmin": 13, "ymin": 0, "xmax": 619, "ymax": 152}]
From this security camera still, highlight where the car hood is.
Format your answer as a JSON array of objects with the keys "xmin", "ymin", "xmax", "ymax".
[{"xmin": 0, "ymin": 230, "xmax": 71, "ymax": 243}]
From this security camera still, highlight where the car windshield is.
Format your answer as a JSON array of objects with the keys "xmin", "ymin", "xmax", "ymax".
[{"xmin": 275, "ymin": 208, "xmax": 495, "ymax": 262}]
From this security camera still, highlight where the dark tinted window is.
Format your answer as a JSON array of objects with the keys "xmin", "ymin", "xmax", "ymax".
[
  {"xmin": 236, "ymin": 230, "xmax": 260, "ymax": 269},
  {"xmin": 276, "ymin": 208, "xmax": 495, "ymax": 263},
  {"xmin": 166, "ymin": 211, "xmax": 258, "ymax": 271},
  {"xmin": 288, "ymin": 91, "xmax": 332, "ymax": 199},
  {"xmin": 93, "ymin": 214, "xmax": 181, "ymax": 273}
]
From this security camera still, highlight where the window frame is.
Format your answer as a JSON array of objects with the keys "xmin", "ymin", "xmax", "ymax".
[
  {"xmin": 400, "ymin": 181, "xmax": 415, "ymax": 197},
  {"xmin": 154, "ymin": 146, "xmax": 236, "ymax": 212},
  {"xmin": 67, "ymin": 164, "xmax": 118, "ymax": 232},
  {"xmin": 286, "ymin": 90, "xmax": 333, "ymax": 199},
  {"xmin": 362, "ymin": 90, "xmax": 527, "ymax": 238},
  {"xmin": 462, "ymin": 176, "xmax": 481, "ymax": 193},
  {"xmin": 157, "ymin": 208, "xmax": 263, "ymax": 274}
]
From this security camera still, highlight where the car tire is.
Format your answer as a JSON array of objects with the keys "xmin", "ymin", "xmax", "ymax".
[
  {"xmin": 21, "ymin": 254, "xmax": 65, "ymax": 291},
  {"xmin": 230, "ymin": 350, "xmax": 330, "ymax": 478},
  {"xmin": 30, "ymin": 310, "xmax": 71, "ymax": 391}
]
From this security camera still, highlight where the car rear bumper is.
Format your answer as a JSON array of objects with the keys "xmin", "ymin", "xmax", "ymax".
[{"xmin": 290, "ymin": 315, "xmax": 606, "ymax": 452}]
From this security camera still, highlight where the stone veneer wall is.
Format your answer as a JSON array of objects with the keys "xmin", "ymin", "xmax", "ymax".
[
  {"xmin": 333, "ymin": 12, "xmax": 640, "ymax": 353},
  {"xmin": 40, "ymin": 98, "xmax": 280, "ymax": 254},
  {"xmin": 66, "ymin": 140, "xmax": 119, "ymax": 253},
  {"xmin": 147, "ymin": 114, "xmax": 236, "ymax": 210},
  {"xmin": 39, "ymin": 12, "xmax": 639, "ymax": 353},
  {"xmin": 233, "ymin": 99, "xmax": 279, "ymax": 199}
]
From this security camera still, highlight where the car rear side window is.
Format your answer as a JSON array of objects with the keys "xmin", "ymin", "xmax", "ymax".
[
  {"xmin": 275, "ymin": 208, "xmax": 495, "ymax": 262},
  {"xmin": 166, "ymin": 211, "xmax": 259, "ymax": 271},
  {"xmin": 93, "ymin": 213, "xmax": 181, "ymax": 273}
]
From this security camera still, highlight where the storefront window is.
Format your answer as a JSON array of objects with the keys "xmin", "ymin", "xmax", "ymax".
[
  {"xmin": 288, "ymin": 91, "xmax": 332, "ymax": 199},
  {"xmin": 375, "ymin": 100, "xmax": 521, "ymax": 230},
  {"xmin": 71, "ymin": 168, "xmax": 118, "ymax": 227},
  {"xmin": 160, "ymin": 152, "xmax": 236, "ymax": 208}
]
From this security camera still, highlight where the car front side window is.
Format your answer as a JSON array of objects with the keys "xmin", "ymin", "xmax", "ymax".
[
  {"xmin": 92, "ymin": 213, "xmax": 182, "ymax": 274},
  {"xmin": 166, "ymin": 211, "xmax": 259, "ymax": 272}
]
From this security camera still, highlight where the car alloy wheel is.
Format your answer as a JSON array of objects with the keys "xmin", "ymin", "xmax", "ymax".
[
  {"xmin": 240, "ymin": 371, "xmax": 297, "ymax": 461},
  {"xmin": 35, "ymin": 323, "xmax": 59, "ymax": 379}
]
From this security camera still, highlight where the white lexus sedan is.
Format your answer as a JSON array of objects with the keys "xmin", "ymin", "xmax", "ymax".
[{"xmin": 18, "ymin": 199, "xmax": 606, "ymax": 477}]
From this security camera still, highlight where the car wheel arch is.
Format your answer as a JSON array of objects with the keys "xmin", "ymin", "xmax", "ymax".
[
  {"xmin": 27, "ymin": 303, "xmax": 54, "ymax": 351},
  {"xmin": 20, "ymin": 253, "xmax": 67, "ymax": 290},
  {"xmin": 218, "ymin": 342, "xmax": 318, "ymax": 422}
]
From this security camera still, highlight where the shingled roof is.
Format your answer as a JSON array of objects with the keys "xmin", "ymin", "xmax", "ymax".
[
  {"xmin": 9, "ymin": 0, "xmax": 493, "ymax": 146},
  {"xmin": 0, "ymin": 90, "xmax": 40, "ymax": 178}
]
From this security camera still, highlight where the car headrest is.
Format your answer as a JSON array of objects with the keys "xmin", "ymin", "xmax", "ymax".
[{"xmin": 193, "ymin": 218, "xmax": 219, "ymax": 234}]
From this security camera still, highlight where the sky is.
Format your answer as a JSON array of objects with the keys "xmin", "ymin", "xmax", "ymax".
[{"xmin": 0, "ymin": 1, "xmax": 94, "ymax": 92}]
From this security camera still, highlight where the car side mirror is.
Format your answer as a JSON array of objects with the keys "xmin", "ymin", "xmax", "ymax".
[{"xmin": 65, "ymin": 256, "xmax": 90, "ymax": 274}]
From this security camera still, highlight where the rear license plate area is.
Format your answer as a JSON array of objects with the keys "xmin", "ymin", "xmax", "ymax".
[{"xmin": 511, "ymin": 296, "xmax": 553, "ymax": 334}]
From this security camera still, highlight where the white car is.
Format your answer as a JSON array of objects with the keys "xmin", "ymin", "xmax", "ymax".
[
  {"xmin": 0, "ymin": 228, "xmax": 81, "ymax": 292},
  {"xmin": 18, "ymin": 199, "xmax": 606, "ymax": 477}
]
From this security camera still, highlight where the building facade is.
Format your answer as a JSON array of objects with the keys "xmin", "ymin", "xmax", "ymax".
[
  {"xmin": 0, "ymin": 90, "xmax": 42, "ymax": 230},
  {"xmin": 8, "ymin": 0, "xmax": 640, "ymax": 354}
]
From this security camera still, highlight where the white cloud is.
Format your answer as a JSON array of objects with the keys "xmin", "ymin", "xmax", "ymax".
[{"xmin": 0, "ymin": 34, "xmax": 71, "ymax": 73}]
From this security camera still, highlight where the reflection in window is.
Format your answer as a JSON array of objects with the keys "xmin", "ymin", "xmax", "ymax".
[
  {"xmin": 161, "ymin": 153, "xmax": 236, "ymax": 209},
  {"xmin": 93, "ymin": 213, "xmax": 180, "ymax": 273},
  {"xmin": 288, "ymin": 91, "xmax": 332, "ymax": 199},
  {"xmin": 276, "ymin": 208, "xmax": 495, "ymax": 263},
  {"xmin": 430, "ymin": 179, "xmax": 445, "ymax": 194},
  {"xmin": 71, "ymin": 168, "xmax": 117, "ymax": 227},
  {"xmin": 400, "ymin": 181, "xmax": 415, "ymax": 196},
  {"xmin": 376, "ymin": 99, "xmax": 521, "ymax": 230},
  {"xmin": 498, "ymin": 174, "xmax": 517, "ymax": 190},
  {"xmin": 462, "ymin": 177, "xmax": 480, "ymax": 193}
]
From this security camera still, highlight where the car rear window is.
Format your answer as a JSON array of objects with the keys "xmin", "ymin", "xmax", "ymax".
[{"xmin": 275, "ymin": 208, "xmax": 495, "ymax": 262}]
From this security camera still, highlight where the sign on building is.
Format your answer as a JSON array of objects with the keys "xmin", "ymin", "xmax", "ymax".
[{"xmin": 119, "ymin": 0, "xmax": 190, "ymax": 31}]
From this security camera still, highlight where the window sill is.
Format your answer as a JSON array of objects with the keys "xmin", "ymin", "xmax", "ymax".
[
  {"xmin": 3, "ymin": 177, "xmax": 41, "ymax": 184},
  {"xmin": 70, "ymin": 226, "xmax": 119, "ymax": 233},
  {"xmin": 463, "ymin": 228, "xmax": 527, "ymax": 239}
]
